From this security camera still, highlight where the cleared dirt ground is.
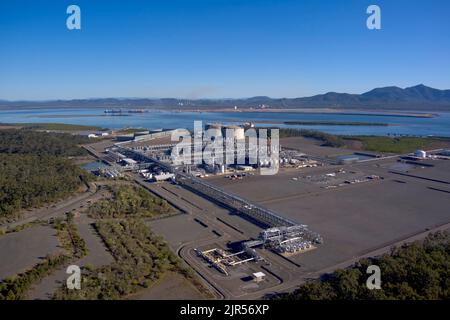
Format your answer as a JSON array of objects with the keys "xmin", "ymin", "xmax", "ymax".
[
  {"xmin": 0, "ymin": 226, "xmax": 60, "ymax": 280},
  {"xmin": 127, "ymin": 272, "xmax": 205, "ymax": 300}
]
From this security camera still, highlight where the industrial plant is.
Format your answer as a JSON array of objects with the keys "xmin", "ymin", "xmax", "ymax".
[
  {"xmin": 76, "ymin": 122, "xmax": 450, "ymax": 299},
  {"xmin": 89, "ymin": 123, "xmax": 325, "ymax": 276}
]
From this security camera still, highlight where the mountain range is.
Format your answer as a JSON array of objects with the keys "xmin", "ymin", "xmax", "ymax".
[{"xmin": 1, "ymin": 84, "xmax": 450, "ymax": 111}]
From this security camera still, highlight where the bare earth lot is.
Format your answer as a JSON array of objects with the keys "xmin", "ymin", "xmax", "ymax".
[
  {"xmin": 128, "ymin": 272, "xmax": 205, "ymax": 300},
  {"xmin": 0, "ymin": 226, "xmax": 60, "ymax": 280}
]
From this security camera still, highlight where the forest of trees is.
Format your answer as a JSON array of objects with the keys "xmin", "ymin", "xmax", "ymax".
[
  {"xmin": 0, "ymin": 129, "xmax": 92, "ymax": 220},
  {"xmin": 0, "ymin": 129, "xmax": 89, "ymax": 156},
  {"xmin": 275, "ymin": 232, "xmax": 450, "ymax": 300},
  {"xmin": 88, "ymin": 184, "xmax": 174, "ymax": 219}
]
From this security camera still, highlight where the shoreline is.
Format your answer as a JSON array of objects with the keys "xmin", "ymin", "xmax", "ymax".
[
  {"xmin": 182, "ymin": 108, "xmax": 437, "ymax": 118},
  {"xmin": 223, "ymin": 119, "xmax": 392, "ymax": 126},
  {"xmin": 0, "ymin": 106, "xmax": 439, "ymax": 118}
]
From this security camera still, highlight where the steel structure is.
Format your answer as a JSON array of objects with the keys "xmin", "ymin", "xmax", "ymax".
[
  {"xmin": 176, "ymin": 173, "xmax": 296, "ymax": 227},
  {"xmin": 119, "ymin": 147, "xmax": 323, "ymax": 244}
]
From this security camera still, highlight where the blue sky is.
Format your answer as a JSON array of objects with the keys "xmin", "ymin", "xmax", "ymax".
[{"xmin": 0, "ymin": 0, "xmax": 449, "ymax": 100}]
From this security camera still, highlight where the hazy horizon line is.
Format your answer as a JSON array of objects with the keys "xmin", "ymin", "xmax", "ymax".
[{"xmin": 1, "ymin": 84, "xmax": 447, "ymax": 103}]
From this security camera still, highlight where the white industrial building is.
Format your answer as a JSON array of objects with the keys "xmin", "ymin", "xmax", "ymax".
[
  {"xmin": 153, "ymin": 173, "xmax": 175, "ymax": 182},
  {"xmin": 205, "ymin": 123, "xmax": 246, "ymax": 141},
  {"xmin": 253, "ymin": 272, "xmax": 266, "ymax": 282}
]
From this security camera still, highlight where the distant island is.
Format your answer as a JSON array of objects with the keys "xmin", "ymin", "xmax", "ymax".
[{"xmin": 1, "ymin": 84, "xmax": 449, "ymax": 111}]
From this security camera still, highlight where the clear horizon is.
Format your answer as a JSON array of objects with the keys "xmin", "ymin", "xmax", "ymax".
[{"xmin": 1, "ymin": 0, "xmax": 450, "ymax": 100}]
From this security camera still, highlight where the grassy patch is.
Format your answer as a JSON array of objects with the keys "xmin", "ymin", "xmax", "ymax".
[
  {"xmin": 350, "ymin": 136, "xmax": 431, "ymax": 153},
  {"xmin": 284, "ymin": 121, "xmax": 389, "ymax": 126},
  {"xmin": 115, "ymin": 128, "xmax": 147, "ymax": 134}
]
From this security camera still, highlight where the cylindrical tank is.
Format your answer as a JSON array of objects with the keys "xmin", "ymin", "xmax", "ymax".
[
  {"xmin": 205, "ymin": 123, "xmax": 223, "ymax": 139},
  {"xmin": 234, "ymin": 127, "xmax": 245, "ymax": 140}
]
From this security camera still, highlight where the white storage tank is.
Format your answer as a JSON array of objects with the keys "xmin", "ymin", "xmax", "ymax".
[
  {"xmin": 205, "ymin": 123, "xmax": 223, "ymax": 139},
  {"xmin": 414, "ymin": 150, "xmax": 427, "ymax": 158}
]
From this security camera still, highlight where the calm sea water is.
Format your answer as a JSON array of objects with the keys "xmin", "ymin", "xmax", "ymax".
[{"xmin": 1, "ymin": 107, "xmax": 450, "ymax": 137}]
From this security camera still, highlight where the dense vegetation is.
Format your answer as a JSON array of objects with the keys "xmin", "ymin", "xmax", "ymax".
[
  {"xmin": 275, "ymin": 232, "xmax": 450, "ymax": 300},
  {"xmin": 0, "ymin": 218, "xmax": 87, "ymax": 300},
  {"xmin": 0, "ymin": 129, "xmax": 89, "ymax": 156},
  {"xmin": 88, "ymin": 185, "xmax": 174, "ymax": 219},
  {"xmin": 279, "ymin": 128, "xmax": 346, "ymax": 147},
  {"xmin": 0, "ymin": 123, "xmax": 103, "ymax": 132},
  {"xmin": 0, "ymin": 154, "xmax": 90, "ymax": 219},
  {"xmin": 54, "ymin": 219, "xmax": 206, "ymax": 299},
  {"xmin": 0, "ymin": 129, "xmax": 92, "ymax": 220}
]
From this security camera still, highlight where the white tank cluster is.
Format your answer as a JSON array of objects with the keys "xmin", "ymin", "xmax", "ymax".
[{"xmin": 205, "ymin": 123, "xmax": 246, "ymax": 141}]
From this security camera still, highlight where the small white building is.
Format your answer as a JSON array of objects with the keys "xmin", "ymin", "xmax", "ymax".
[
  {"xmin": 153, "ymin": 173, "xmax": 175, "ymax": 182},
  {"xmin": 253, "ymin": 272, "xmax": 266, "ymax": 282}
]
